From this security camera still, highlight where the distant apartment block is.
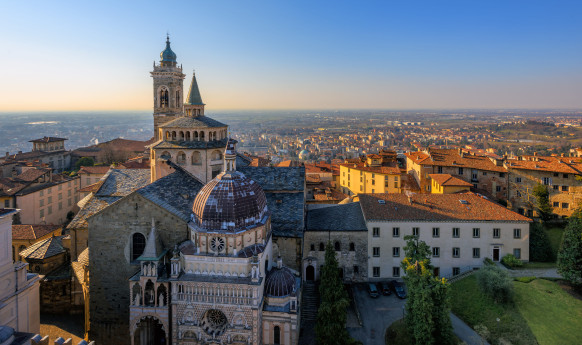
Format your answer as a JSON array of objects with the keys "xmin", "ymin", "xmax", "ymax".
[
  {"xmin": 0, "ymin": 137, "xmax": 71, "ymax": 173},
  {"xmin": 340, "ymin": 149, "xmax": 402, "ymax": 196}
]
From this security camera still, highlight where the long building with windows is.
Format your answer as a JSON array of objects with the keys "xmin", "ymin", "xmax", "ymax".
[
  {"xmin": 339, "ymin": 150, "xmax": 402, "ymax": 196},
  {"xmin": 358, "ymin": 193, "xmax": 531, "ymax": 280}
]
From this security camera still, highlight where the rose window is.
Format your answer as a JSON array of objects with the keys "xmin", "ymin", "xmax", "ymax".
[
  {"xmin": 210, "ymin": 237, "xmax": 225, "ymax": 253},
  {"xmin": 201, "ymin": 309, "xmax": 228, "ymax": 336}
]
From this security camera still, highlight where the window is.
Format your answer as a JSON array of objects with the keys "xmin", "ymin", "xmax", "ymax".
[
  {"xmin": 472, "ymin": 172, "xmax": 478, "ymax": 180},
  {"xmin": 334, "ymin": 241, "xmax": 341, "ymax": 251},
  {"xmin": 48, "ymin": 188, "xmax": 52, "ymax": 194},
  {"xmin": 48, "ymin": 196, "xmax": 52, "ymax": 203},
  {"xmin": 349, "ymin": 242, "xmax": 355, "ymax": 251},
  {"xmin": 58, "ymin": 202, "xmax": 62, "ymax": 210},
  {"xmin": 412, "ymin": 227, "xmax": 419, "ymax": 236},
  {"xmin": 39, "ymin": 209, "xmax": 44, "ymax": 218},
  {"xmin": 353, "ymin": 265, "xmax": 359, "ymax": 274},
  {"xmin": 40, "ymin": 190, "xmax": 44, "ymax": 197},
  {"xmin": 58, "ymin": 184, "xmax": 62, "ymax": 191},
  {"xmin": 563, "ymin": 174, "xmax": 569, "ymax": 178},
  {"xmin": 496, "ymin": 186, "xmax": 501, "ymax": 192},
  {"xmin": 516, "ymin": 190, "xmax": 522, "ymax": 197},
  {"xmin": 562, "ymin": 186, "xmax": 569, "ymax": 192},
  {"xmin": 39, "ymin": 199, "xmax": 44, "ymax": 207},
  {"xmin": 393, "ymin": 247, "xmax": 400, "ymax": 257},
  {"xmin": 553, "ymin": 202, "xmax": 560, "ymax": 207},
  {"xmin": 499, "ymin": 173, "xmax": 505, "ymax": 178},
  {"xmin": 3, "ymin": 200, "xmax": 8, "ymax": 208},
  {"xmin": 513, "ymin": 228, "xmax": 521, "ymax": 239},
  {"xmin": 437, "ymin": 166, "xmax": 443, "ymax": 173},
  {"xmin": 373, "ymin": 247, "xmax": 380, "ymax": 257},
  {"xmin": 513, "ymin": 248, "xmax": 521, "ymax": 259},
  {"xmin": 392, "ymin": 227, "xmax": 400, "ymax": 237},
  {"xmin": 452, "ymin": 247, "xmax": 460, "ymax": 258},
  {"xmin": 432, "ymin": 247, "xmax": 440, "ymax": 257},
  {"xmin": 472, "ymin": 228, "xmax": 480, "ymax": 238},
  {"xmin": 319, "ymin": 242, "xmax": 324, "ymax": 251},
  {"xmin": 47, "ymin": 206, "xmax": 52, "ymax": 215},
  {"xmin": 432, "ymin": 227, "xmax": 440, "ymax": 238},
  {"xmin": 68, "ymin": 190, "xmax": 71, "ymax": 196},
  {"xmin": 452, "ymin": 227, "xmax": 460, "ymax": 238},
  {"xmin": 360, "ymin": 186, "xmax": 363, "ymax": 192},
  {"xmin": 518, "ymin": 208, "xmax": 524, "ymax": 215},
  {"xmin": 132, "ymin": 233, "xmax": 146, "ymax": 261},
  {"xmin": 483, "ymin": 171, "xmax": 487, "ymax": 176},
  {"xmin": 515, "ymin": 177, "xmax": 522, "ymax": 183},
  {"xmin": 372, "ymin": 180, "xmax": 375, "ymax": 185},
  {"xmin": 542, "ymin": 177, "xmax": 551, "ymax": 185},
  {"xmin": 274, "ymin": 326, "xmax": 281, "ymax": 345},
  {"xmin": 453, "ymin": 267, "xmax": 460, "ymax": 276},
  {"xmin": 58, "ymin": 193, "xmax": 62, "ymax": 200},
  {"xmin": 392, "ymin": 267, "xmax": 400, "ymax": 277},
  {"xmin": 373, "ymin": 267, "xmax": 380, "ymax": 277},
  {"xmin": 472, "ymin": 248, "xmax": 480, "ymax": 258},
  {"xmin": 373, "ymin": 227, "xmax": 380, "ymax": 237},
  {"xmin": 493, "ymin": 228, "xmax": 500, "ymax": 238},
  {"xmin": 458, "ymin": 167, "xmax": 464, "ymax": 175},
  {"xmin": 562, "ymin": 203, "xmax": 569, "ymax": 209},
  {"xmin": 553, "ymin": 185, "xmax": 559, "ymax": 190},
  {"xmin": 310, "ymin": 244, "xmax": 315, "ymax": 251},
  {"xmin": 86, "ymin": 178, "xmax": 91, "ymax": 185}
]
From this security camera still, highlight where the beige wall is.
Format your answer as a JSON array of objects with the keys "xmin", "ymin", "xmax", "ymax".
[
  {"xmin": 16, "ymin": 177, "xmax": 80, "ymax": 225},
  {"xmin": 366, "ymin": 220, "xmax": 530, "ymax": 280}
]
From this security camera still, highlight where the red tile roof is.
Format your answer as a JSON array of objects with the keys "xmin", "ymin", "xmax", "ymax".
[
  {"xmin": 406, "ymin": 149, "xmax": 507, "ymax": 173},
  {"xmin": 12, "ymin": 224, "xmax": 61, "ymax": 240},
  {"xmin": 339, "ymin": 162, "xmax": 400, "ymax": 175},
  {"xmin": 78, "ymin": 166, "xmax": 111, "ymax": 175},
  {"xmin": 359, "ymin": 193, "xmax": 531, "ymax": 222},
  {"xmin": 505, "ymin": 155, "xmax": 582, "ymax": 174},
  {"xmin": 429, "ymin": 174, "xmax": 473, "ymax": 187}
]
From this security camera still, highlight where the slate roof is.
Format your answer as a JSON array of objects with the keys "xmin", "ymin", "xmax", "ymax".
[
  {"xmin": 264, "ymin": 266, "xmax": 297, "ymax": 297},
  {"xmin": 72, "ymin": 248, "xmax": 89, "ymax": 283},
  {"xmin": 0, "ymin": 208, "xmax": 18, "ymax": 217},
  {"xmin": 159, "ymin": 116, "xmax": 226, "ymax": 129},
  {"xmin": 236, "ymin": 153, "xmax": 252, "ymax": 168},
  {"xmin": 94, "ymin": 169, "xmax": 150, "ymax": 197},
  {"xmin": 265, "ymin": 192, "xmax": 304, "ymax": 238},
  {"xmin": 78, "ymin": 166, "xmax": 111, "ymax": 175},
  {"xmin": 0, "ymin": 178, "xmax": 27, "ymax": 196},
  {"xmin": 151, "ymin": 138, "xmax": 228, "ymax": 150},
  {"xmin": 186, "ymin": 73, "xmax": 204, "ymax": 105},
  {"xmin": 12, "ymin": 224, "xmax": 61, "ymax": 240},
  {"xmin": 19, "ymin": 236, "xmax": 65, "ymax": 260},
  {"xmin": 306, "ymin": 203, "xmax": 367, "ymax": 231},
  {"xmin": 429, "ymin": 174, "xmax": 473, "ymax": 187},
  {"xmin": 359, "ymin": 193, "xmax": 532, "ymax": 222},
  {"xmin": 238, "ymin": 167, "xmax": 305, "ymax": 191},
  {"xmin": 67, "ymin": 196, "xmax": 119, "ymax": 229},
  {"xmin": 136, "ymin": 167, "xmax": 204, "ymax": 222}
]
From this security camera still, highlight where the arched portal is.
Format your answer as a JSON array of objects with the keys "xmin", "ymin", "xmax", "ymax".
[
  {"xmin": 133, "ymin": 316, "xmax": 166, "ymax": 345},
  {"xmin": 306, "ymin": 265, "xmax": 315, "ymax": 281}
]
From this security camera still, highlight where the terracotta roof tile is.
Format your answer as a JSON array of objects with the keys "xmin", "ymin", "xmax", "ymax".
[
  {"xmin": 429, "ymin": 174, "xmax": 473, "ymax": 187},
  {"xmin": 339, "ymin": 162, "xmax": 400, "ymax": 175},
  {"xmin": 505, "ymin": 155, "xmax": 582, "ymax": 174},
  {"xmin": 12, "ymin": 224, "xmax": 61, "ymax": 240},
  {"xmin": 78, "ymin": 166, "xmax": 111, "ymax": 175}
]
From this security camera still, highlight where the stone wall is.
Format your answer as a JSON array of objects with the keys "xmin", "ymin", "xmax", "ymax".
[
  {"xmin": 88, "ymin": 193, "xmax": 190, "ymax": 345},
  {"xmin": 272, "ymin": 237, "xmax": 302, "ymax": 272},
  {"xmin": 302, "ymin": 230, "xmax": 368, "ymax": 282}
]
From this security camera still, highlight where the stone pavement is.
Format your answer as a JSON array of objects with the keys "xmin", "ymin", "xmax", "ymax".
[{"xmin": 450, "ymin": 312, "xmax": 490, "ymax": 345}]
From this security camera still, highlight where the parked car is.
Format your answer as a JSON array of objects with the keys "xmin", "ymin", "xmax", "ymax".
[
  {"xmin": 367, "ymin": 283, "xmax": 379, "ymax": 298},
  {"xmin": 390, "ymin": 280, "xmax": 407, "ymax": 299},
  {"xmin": 380, "ymin": 282, "xmax": 392, "ymax": 296}
]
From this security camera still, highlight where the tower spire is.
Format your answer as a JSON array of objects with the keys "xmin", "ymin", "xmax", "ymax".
[{"xmin": 184, "ymin": 71, "xmax": 205, "ymax": 117}]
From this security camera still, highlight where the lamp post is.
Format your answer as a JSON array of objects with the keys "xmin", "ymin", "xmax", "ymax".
[{"xmin": 496, "ymin": 317, "xmax": 500, "ymax": 334}]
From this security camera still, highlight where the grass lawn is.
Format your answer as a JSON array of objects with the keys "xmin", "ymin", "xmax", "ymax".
[
  {"xmin": 385, "ymin": 319, "xmax": 461, "ymax": 345},
  {"xmin": 520, "ymin": 261, "xmax": 556, "ymax": 269},
  {"xmin": 514, "ymin": 279, "xmax": 582, "ymax": 345},
  {"xmin": 450, "ymin": 275, "xmax": 537, "ymax": 345}
]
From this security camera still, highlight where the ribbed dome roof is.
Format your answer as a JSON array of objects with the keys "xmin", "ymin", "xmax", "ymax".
[
  {"xmin": 160, "ymin": 36, "xmax": 177, "ymax": 63},
  {"xmin": 265, "ymin": 267, "xmax": 296, "ymax": 297},
  {"xmin": 192, "ymin": 171, "xmax": 268, "ymax": 232}
]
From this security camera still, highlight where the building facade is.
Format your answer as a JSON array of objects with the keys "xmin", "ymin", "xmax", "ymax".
[{"xmin": 339, "ymin": 150, "xmax": 402, "ymax": 196}]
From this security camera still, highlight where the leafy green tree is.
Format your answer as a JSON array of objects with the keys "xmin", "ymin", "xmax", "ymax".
[
  {"xmin": 75, "ymin": 157, "xmax": 95, "ymax": 170},
  {"xmin": 402, "ymin": 236, "xmax": 454, "ymax": 345},
  {"xmin": 532, "ymin": 184, "xmax": 553, "ymax": 222},
  {"xmin": 316, "ymin": 242, "xmax": 350, "ymax": 345},
  {"xmin": 557, "ymin": 218, "xmax": 582, "ymax": 284},
  {"xmin": 529, "ymin": 222, "xmax": 554, "ymax": 262},
  {"xmin": 475, "ymin": 265, "xmax": 513, "ymax": 303}
]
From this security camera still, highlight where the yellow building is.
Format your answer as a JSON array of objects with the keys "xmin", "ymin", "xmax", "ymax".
[
  {"xmin": 429, "ymin": 174, "xmax": 472, "ymax": 194},
  {"xmin": 339, "ymin": 153, "xmax": 401, "ymax": 196}
]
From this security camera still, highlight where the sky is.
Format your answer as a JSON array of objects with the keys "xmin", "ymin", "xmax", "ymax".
[{"xmin": 1, "ymin": 0, "xmax": 581, "ymax": 111}]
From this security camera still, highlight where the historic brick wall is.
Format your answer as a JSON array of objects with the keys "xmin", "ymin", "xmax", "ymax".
[
  {"xmin": 88, "ymin": 193, "xmax": 190, "ymax": 345},
  {"xmin": 302, "ymin": 230, "xmax": 368, "ymax": 282}
]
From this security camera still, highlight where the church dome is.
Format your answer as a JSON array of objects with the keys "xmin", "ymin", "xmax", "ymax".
[
  {"xmin": 160, "ymin": 36, "xmax": 177, "ymax": 63},
  {"xmin": 192, "ymin": 171, "xmax": 268, "ymax": 232},
  {"xmin": 264, "ymin": 267, "xmax": 296, "ymax": 297}
]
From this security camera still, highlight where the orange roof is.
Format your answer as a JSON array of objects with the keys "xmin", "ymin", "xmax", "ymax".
[
  {"xmin": 406, "ymin": 149, "xmax": 507, "ymax": 173},
  {"xmin": 339, "ymin": 162, "xmax": 400, "ymax": 175},
  {"xmin": 276, "ymin": 160, "xmax": 303, "ymax": 167},
  {"xmin": 12, "ymin": 224, "xmax": 61, "ymax": 240},
  {"xmin": 359, "ymin": 193, "xmax": 531, "ymax": 222},
  {"xmin": 505, "ymin": 155, "xmax": 582, "ymax": 174},
  {"xmin": 429, "ymin": 174, "xmax": 473, "ymax": 187},
  {"xmin": 78, "ymin": 166, "xmax": 111, "ymax": 175}
]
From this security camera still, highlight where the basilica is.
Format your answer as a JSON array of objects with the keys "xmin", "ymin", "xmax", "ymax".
[{"xmin": 69, "ymin": 37, "xmax": 304, "ymax": 345}]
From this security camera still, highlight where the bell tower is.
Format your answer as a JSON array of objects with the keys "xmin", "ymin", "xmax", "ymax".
[{"xmin": 151, "ymin": 35, "xmax": 185, "ymax": 141}]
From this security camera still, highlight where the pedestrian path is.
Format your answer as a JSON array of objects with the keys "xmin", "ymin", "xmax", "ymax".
[
  {"xmin": 450, "ymin": 313, "xmax": 490, "ymax": 345},
  {"xmin": 495, "ymin": 262, "xmax": 562, "ymax": 278}
]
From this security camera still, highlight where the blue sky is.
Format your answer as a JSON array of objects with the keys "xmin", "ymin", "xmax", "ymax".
[{"xmin": 1, "ymin": 0, "xmax": 581, "ymax": 110}]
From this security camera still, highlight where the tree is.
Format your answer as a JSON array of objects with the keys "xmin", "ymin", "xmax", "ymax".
[
  {"xmin": 557, "ymin": 218, "xmax": 582, "ymax": 284},
  {"xmin": 402, "ymin": 236, "xmax": 454, "ymax": 345},
  {"xmin": 532, "ymin": 184, "xmax": 553, "ymax": 222},
  {"xmin": 529, "ymin": 222, "xmax": 554, "ymax": 262},
  {"xmin": 75, "ymin": 157, "xmax": 95, "ymax": 170},
  {"xmin": 316, "ymin": 242, "xmax": 350, "ymax": 345}
]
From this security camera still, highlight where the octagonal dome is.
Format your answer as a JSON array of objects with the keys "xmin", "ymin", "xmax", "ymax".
[
  {"xmin": 192, "ymin": 171, "xmax": 268, "ymax": 232},
  {"xmin": 265, "ymin": 267, "xmax": 296, "ymax": 297}
]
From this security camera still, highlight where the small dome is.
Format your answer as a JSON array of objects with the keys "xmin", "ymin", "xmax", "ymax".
[
  {"xmin": 160, "ymin": 36, "xmax": 177, "ymax": 64},
  {"xmin": 265, "ymin": 267, "xmax": 296, "ymax": 297},
  {"xmin": 298, "ymin": 150, "xmax": 309, "ymax": 160},
  {"xmin": 192, "ymin": 171, "xmax": 268, "ymax": 232}
]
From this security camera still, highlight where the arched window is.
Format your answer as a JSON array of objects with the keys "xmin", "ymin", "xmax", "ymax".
[
  {"xmin": 160, "ymin": 89, "xmax": 169, "ymax": 108},
  {"xmin": 176, "ymin": 90, "xmax": 180, "ymax": 105},
  {"xmin": 200, "ymin": 131, "xmax": 205, "ymax": 141},
  {"xmin": 334, "ymin": 241, "xmax": 341, "ymax": 251},
  {"xmin": 319, "ymin": 243, "xmax": 324, "ymax": 251},
  {"xmin": 211, "ymin": 150, "xmax": 223, "ymax": 161},
  {"xmin": 165, "ymin": 131, "xmax": 171, "ymax": 140},
  {"xmin": 132, "ymin": 233, "xmax": 146, "ymax": 261},
  {"xmin": 349, "ymin": 242, "xmax": 355, "ymax": 251},
  {"xmin": 186, "ymin": 131, "xmax": 191, "ymax": 141},
  {"xmin": 274, "ymin": 326, "xmax": 281, "ymax": 345},
  {"xmin": 171, "ymin": 131, "xmax": 177, "ymax": 140},
  {"xmin": 179, "ymin": 131, "xmax": 185, "ymax": 140},
  {"xmin": 191, "ymin": 151, "xmax": 202, "ymax": 165},
  {"xmin": 177, "ymin": 151, "xmax": 186, "ymax": 165},
  {"xmin": 194, "ymin": 131, "xmax": 199, "ymax": 141},
  {"xmin": 310, "ymin": 244, "xmax": 315, "ymax": 251}
]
